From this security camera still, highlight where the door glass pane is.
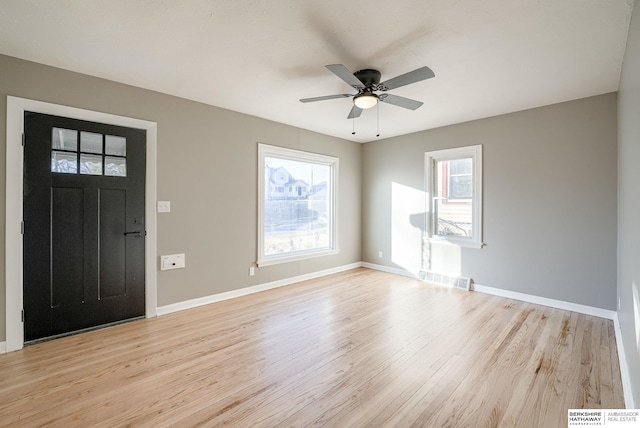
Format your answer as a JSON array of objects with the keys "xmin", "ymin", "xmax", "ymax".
[
  {"xmin": 105, "ymin": 135, "xmax": 126, "ymax": 156},
  {"xmin": 51, "ymin": 151, "xmax": 78, "ymax": 174},
  {"xmin": 105, "ymin": 156, "xmax": 126, "ymax": 177},
  {"xmin": 52, "ymin": 128, "xmax": 77, "ymax": 151},
  {"xmin": 80, "ymin": 153, "xmax": 103, "ymax": 175},
  {"xmin": 81, "ymin": 131, "xmax": 103, "ymax": 154}
]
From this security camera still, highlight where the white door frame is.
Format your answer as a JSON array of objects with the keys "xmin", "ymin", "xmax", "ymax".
[{"xmin": 5, "ymin": 96, "xmax": 158, "ymax": 352}]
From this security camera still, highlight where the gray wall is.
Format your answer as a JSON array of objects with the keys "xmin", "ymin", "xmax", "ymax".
[
  {"xmin": 0, "ymin": 54, "xmax": 362, "ymax": 341},
  {"xmin": 363, "ymin": 93, "xmax": 618, "ymax": 310},
  {"xmin": 618, "ymin": 0, "xmax": 640, "ymax": 408}
]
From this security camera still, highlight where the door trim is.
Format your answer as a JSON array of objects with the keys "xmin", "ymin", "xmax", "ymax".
[{"xmin": 5, "ymin": 96, "xmax": 158, "ymax": 352}]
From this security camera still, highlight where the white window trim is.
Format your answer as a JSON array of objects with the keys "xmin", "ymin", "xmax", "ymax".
[
  {"xmin": 257, "ymin": 144, "xmax": 339, "ymax": 267},
  {"xmin": 425, "ymin": 145, "xmax": 483, "ymax": 249}
]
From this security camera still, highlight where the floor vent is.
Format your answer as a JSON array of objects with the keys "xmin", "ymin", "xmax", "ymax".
[
  {"xmin": 453, "ymin": 276, "xmax": 471, "ymax": 291},
  {"xmin": 419, "ymin": 271, "xmax": 472, "ymax": 291}
]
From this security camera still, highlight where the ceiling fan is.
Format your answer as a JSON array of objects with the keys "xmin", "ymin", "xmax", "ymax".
[{"xmin": 300, "ymin": 64, "xmax": 435, "ymax": 119}]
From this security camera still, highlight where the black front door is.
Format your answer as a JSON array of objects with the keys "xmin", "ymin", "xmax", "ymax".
[{"xmin": 23, "ymin": 112, "xmax": 146, "ymax": 342}]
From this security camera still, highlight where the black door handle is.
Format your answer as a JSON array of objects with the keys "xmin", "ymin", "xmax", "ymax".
[{"xmin": 124, "ymin": 231, "xmax": 144, "ymax": 237}]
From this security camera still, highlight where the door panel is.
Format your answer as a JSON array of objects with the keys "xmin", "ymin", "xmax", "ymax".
[
  {"xmin": 99, "ymin": 189, "xmax": 127, "ymax": 299},
  {"xmin": 51, "ymin": 187, "xmax": 85, "ymax": 307},
  {"xmin": 23, "ymin": 112, "xmax": 146, "ymax": 342}
]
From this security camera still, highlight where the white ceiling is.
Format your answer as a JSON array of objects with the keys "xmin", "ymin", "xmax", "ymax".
[{"xmin": 0, "ymin": 0, "xmax": 634, "ymax": 143}]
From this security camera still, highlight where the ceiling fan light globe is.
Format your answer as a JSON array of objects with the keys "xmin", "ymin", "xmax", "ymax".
[{"xmin": 354, "ymin": 93, "xmax": 378, "ymax": 109}]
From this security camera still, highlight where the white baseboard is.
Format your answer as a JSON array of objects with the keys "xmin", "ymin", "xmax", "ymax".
[
  {"xmin": 612, "ymin": 314, "xmax": 636, "ymax": 409},
  {"xmin": 156, "ymin": 262, "xmax": 362, "ymax": 316},
  {"xmin": 0, "ymin": 341, "xmax": 6, "ymax": 354},
  {"xmin": 362, "ymin": 264, "xmax": 616, "ymax": 319},
  {"xmin": 471, "ymin": 283, "xmax": 617, "ymax": 320},
  {"xmin": 361, "ymin": 262, "xmax": 417, "ymax": 279}
]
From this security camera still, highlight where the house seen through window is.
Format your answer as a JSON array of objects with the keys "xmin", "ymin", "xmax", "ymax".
[{"xmin": 258, "ymin": 144, "xmax": 338, "ymax": 266}]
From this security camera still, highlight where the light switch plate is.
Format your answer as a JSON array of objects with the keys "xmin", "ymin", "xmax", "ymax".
[
  {"xmin": 157, "ymin": 201, "xmax": 171, "ymax": 213},
  {"xmin": 160, "ymin": 253, "xmax": 185, "ymax": 270}
]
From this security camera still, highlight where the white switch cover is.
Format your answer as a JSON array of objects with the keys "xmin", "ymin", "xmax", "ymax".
[
  {"xmin": 157, "ymin": 201, "xmax": 171, "ymax": 213},
  {"xmin": 161, "ymin": 253, "xmax": 185, "ymax": 270}
]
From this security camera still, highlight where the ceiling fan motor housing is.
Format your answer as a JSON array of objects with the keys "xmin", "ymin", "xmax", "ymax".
[{"xmin": 353, "ymin": 69, "xmax": 381, "ymax": 89}]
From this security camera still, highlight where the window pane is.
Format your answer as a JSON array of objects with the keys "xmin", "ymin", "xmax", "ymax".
[
  {"xmin": 51, "ymin": 151, "xmax": 77, "ymax": 174},
  {"xmin": 448, "ymin": 158, "xmax": 472, "ymax": 199},
  {"xmin": 105, "ymin": 156, "xmax": 126, "ymax": 177},
  {"xmin": 81, "ymin": 131, "xmax": 103, "ymax": 154},
  {"xmin": 80, "ymin": 153, "xmax": 102, "ymax": 175},
  {"xmin": 449, "ymin": 158, "xmax": 472, "ymax": 175},
  {"xmin": 449, "ymin": 175, "xmax": 472, "ymax": 199},
  {"xmin": 263, "ymin": 156, "xmax": 331, "ymax": 256},
  {"xmin": 52, "ymin": 128, "xmax": 77, "ymax": 151},
  {"xmin": 105, "ymin": 135, "xmax": 126, "ymax": 156},
  {"xmin": 434, "ymin": 199, "xmax": 473, "ymax": 237}
]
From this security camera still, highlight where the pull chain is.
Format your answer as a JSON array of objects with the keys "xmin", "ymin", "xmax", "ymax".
[
  {"xmin": 352, "ymin": 117, "xmax": 356, "ymax": 135},
  {"xmin": 376, "ymin": 102, "xmax": 380, "ymax": 137}
]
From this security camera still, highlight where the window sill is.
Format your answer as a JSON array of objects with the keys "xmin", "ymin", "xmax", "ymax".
[
  {"xmin": 257, "ymin": 248, "xmax": 341, "ymax": 267},
  {"xmin": 426, "ymin": 238, "xmax": 484, "ymax": 249}
]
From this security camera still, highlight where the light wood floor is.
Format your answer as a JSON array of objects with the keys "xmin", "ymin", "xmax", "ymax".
[{"xmin": 0, "ymin": 268, "xmax": 624, "ymax": 427}]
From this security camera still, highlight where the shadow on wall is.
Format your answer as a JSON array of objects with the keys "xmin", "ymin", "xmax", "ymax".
[
  {"xmin": 634, "ymin": 282, "xmax": 640, "ymax": 355},
  {"xmin": 391, "ymin": 181, "xmax": 462, "ymax": 279}
]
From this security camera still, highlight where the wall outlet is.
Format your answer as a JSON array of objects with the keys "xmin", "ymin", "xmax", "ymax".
[
  {"xmin": 160, "ymin": 253, "xmax": 185, "ymax": 270},
  {"xmin": 249, "ymin": 267, "xmax": 255, "ymax": 276},
  {"xmin": 378, "ymin": 251, "xmax": 383, "ymax": 258},
  {"xmin": 157, "ymin": 200, "xmax": 171, "ymax": 213}
]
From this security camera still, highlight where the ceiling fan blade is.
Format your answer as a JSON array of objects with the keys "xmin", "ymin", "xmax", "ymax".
[
  {"xmin": 347, "ymin": 105, "xmax": 363, "ymax": 119},
  {"xmin": 379, "ymin": 93, "xmax": 424, "ymax": 110},
  {"xmin": 326, "ymin": 64, "xmax": 365, "ymax": 89},
  {"xmin": 379, "ymin": 66, "xmax": 435, "ymax": 91},
  {"xmin": 300, "ymin": 94, "xmax": 352, "ymax": 103}
]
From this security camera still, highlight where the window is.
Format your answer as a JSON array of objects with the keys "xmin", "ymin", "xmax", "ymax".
[
  {"xmin": 51, "ymin": 127, "xmax": 127, "ymax": 177},
  {"xmin": 425, "ymin": 145, "xmax": 483, "ymax": 248},
  {"xmin": 258, "ymin": 144, "xmax": 339, "ymax": 266}
]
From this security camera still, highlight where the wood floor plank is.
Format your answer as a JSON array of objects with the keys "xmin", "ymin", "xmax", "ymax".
[{"xmin": 0, "ymin": 268, "xmax": 624, "ymax": 427}]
